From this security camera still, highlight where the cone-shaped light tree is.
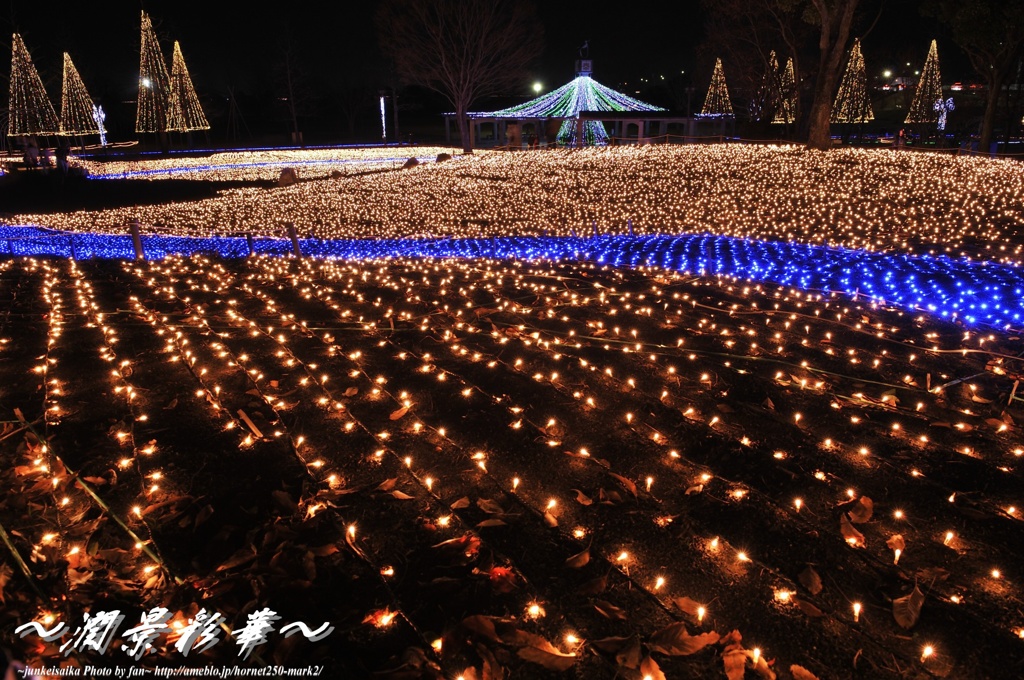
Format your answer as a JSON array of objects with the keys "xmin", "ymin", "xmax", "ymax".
[
  {"xmin": 59, "ymin": 53, "xmax": 99, "ymax": 135},
  {"xmin": 905, "ymin": 40, "xmax": 942, "ymax": 125},
  {"xmin": 699, "ymin": 58, "xmax": 733, "ymax": 117},
  {"xmin": 773, "ymin": 57, "xmax": 798, "ymax": 124},
  {"xmin": 8, "ymin": 34, "xmax": 60, "ymax": 137},
  {"xmin": 136, "ymin": 11, "xmax": 172, "ymax": 133},
  {"xmin": 831, "ymin": 39, "xmax": 874, "ymax": 123},
  {"xmin": 753, "ymin": 51, "xmax": 782, "ymax": 122},
  {"xmin": 167, "ymin": 41, "xmax": 210, "ymax": 132}
]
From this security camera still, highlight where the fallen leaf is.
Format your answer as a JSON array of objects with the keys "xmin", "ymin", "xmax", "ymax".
[
  {"xmin": 573, "ymin": 489, "xmax": 593, "ymax": 506},
  {"xmin": 799, "ymin": 566, "xmax": 823, "ymax": 595},
  {"xmin": 543, "ymin": 511, "xmax": 558, "ymax": 527},
  {"xmin": 376, "ymin": 478, "xmax": 398, "ymax": 492},
  {"xmin": 886, "ymin": 534, "xmax": 906, "ymax": 552},
  {"xmin": 565, "ymin": 548, "xmax": 590, "ymax": 569},
  {"xmin": 591, "ymin": 636, "xmax": 633, "ymax": 654},
  {"xmin": 790, "ymin": 665, "xmax": 820, "ymax": 680},
  {"xmin": 674, "ymin": 597, "xmax": 705, "ymax": 618},
  {"xmin": 578, "ymin": 573, "xmax": 608, "ymax": 595},
  {"xmin": 639, "ymin": 655, "xmax": 667, "ymax": 680},
  {"xmin": 514, "ymin": 633, "xmax": 576, "ymax": 672},
  {"xmin": 461, "ymin": 615, "xmax": 503, "ymax": 644},
  {"xmin": 390, "ymin": 490, "xmax": 414, "ymax": 500},
  {"xmin": 893, "ymin": 582, "xmax": 925, "ymax": 629},
  {"xmin": 477, "ymin": 518, "xmax": 507, "ymax": 528},
  {"xmin": 389, "ymin": 406, "xmax": 409, "ymax": 420},
  {"xmin": 343, "ymin": 387, "xmax": 359, "ymax": 397},
  {"xmin": 723, "ymin": 645, "xmax": 747, "ymax": 680},
  {"xmin": 647, "ymin": 622, "xmax": 719, "ymax": 655},
  {"xmin": 609, "ymin": 473, "xmax": 638, "ymax": 497},
  {"xmin": 477, "ymin": 498, "xmax": 505, "ymax": 514},
  {"xmin": 848, "ymin": 496, "xmax": 873, "ymax": 524},
  {"xmin": 593, "ymin": 599, "xmax": 628, "ymax": 620},
  {"xmin": 685, "ymin": 484, "xmax": 704, "ymax": 495},
  {"xmin": 450, "ymin": 496, "xmax": 470, "ymax": 509},
  {"xmin": 615, "ymin": 635, "xmax": 642, "ymax": 669},
  {"xmin": 840, "ymin": 514, "xmax": 865, "ymax": 547},
  {"xmin": 217, "ymin": 546, "xmax": 256, "ymax": 572},
  {"xmin": 795, "ymin": 598, "xmax": 825, "ymax": 618}
]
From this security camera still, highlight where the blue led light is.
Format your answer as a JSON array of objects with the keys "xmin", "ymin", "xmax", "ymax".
[{"xmin": 0, "ymin": 227, "xmax": 1020, "ymax": 330}]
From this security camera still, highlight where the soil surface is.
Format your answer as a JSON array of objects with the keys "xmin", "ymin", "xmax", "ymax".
[{"xmin": 1, "ymin": 255, "xmax": 1023, "ymax": 679}]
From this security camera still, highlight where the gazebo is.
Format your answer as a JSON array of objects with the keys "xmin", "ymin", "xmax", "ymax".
[{"xmin": 446, "ymin": 60, "xmax": 696, "ymax": 148}]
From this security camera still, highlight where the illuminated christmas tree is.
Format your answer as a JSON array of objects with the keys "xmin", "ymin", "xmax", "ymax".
[
  {"xmin": 772, "ymin": 57, "xmax": 797, "ymax": 124},
  {"xmin": 699, "ymin": 58, "xmax": 733, "ymax": 118},
  {"xmin": 832, "ymin": 39, "xmax": 874, "ymax": 123},
  {"xmin": 166, "ymin": 41, "xmax": 210, "ymax": 132},
  {"xmin": 752, "ymin": 51, "xmax": 781, "ymax": 122},
  {"xmin": 478, "ymin": 62, "xmax": 663, "ymax": 146},
  {"xmin": 136, "ymin": 11, "xmax": 172, "ymax": 133},
  {"xmin": 59, "ymin": 53, "xmax": 99, "ymax": 135},
  {"xmin": 905, "ymin": 40, "xmax": 942, "ymax": 125},
  {"xmin": 7, "ymin": 33, "xmax": 59, "ymax": 137}
]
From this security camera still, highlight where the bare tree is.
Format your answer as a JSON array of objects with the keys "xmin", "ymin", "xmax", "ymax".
[
  {"xmin": 377, "ymin": 0, "xmax": 543, "ymax": 153},
  {"xmin": 805, "ymin": 0, "xmax": 860, "ymax": 149}
]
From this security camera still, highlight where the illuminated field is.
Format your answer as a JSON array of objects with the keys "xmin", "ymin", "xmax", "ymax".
[
  {"xmin": 2, "ymin": 146, "xmax": 1024, "ymax": 679},
  {"xmin": 9, "ymin": 146, "xmax": 1024, "ymax": 266},
  {"xmin": 1, "ymin": 255, "xmax": 1022, "ymax": 678},
  {"xmin": 72, "ymin": 145, "xmax": 464, "ymax": 182}
]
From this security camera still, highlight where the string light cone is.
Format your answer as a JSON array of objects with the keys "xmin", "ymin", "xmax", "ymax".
[
  {"xmin": 772, "ymin": 57, "xmax": 797, "ymax": 125},
  {"xmin": 832, "ymin": 39, "xmax": 874, "ymax": 124},
  {"xmin": 59, "ymin": 53, "xmax": 99, "ymax": 136},
  {"xmin": 472, "ymin": 64, "xmax": 664, "ymax": 147},
  {"xmin": 136, "ymin": 11, "xmax": 172, "ymax": 134},
  {"xmin": 167, "ymin": 41, "xmax": 210, "ymax": 132},
  {"xmin": 699, "ymin": 58, "xmax": 734, "ymax": 118},
  {"xmin": 7, "ymin": 33, "xmax": 60, "ymax": 137},
  {"xmin": 906, "ymin": 40, "xmax": 942, "ymax": 125},
  {"xmin": 752, "ymin": 51, "xmax": 781, "ymax": 123}
]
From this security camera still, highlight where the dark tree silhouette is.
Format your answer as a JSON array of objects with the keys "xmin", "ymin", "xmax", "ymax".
[
  {"xmin": 377, "ymin": 0, "xmax": 543, "ymax": 153},
  {"xmin": 804, "ymin": 0, "xmax": 860, "ymax": 149},
  {"xmin": 927, "ymin": 0, "xmax": 1024, "ymax": 151}
]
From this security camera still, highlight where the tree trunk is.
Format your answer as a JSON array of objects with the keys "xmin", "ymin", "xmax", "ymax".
[
  {"xmin": 457, "ymin": 107, "xmax": 472, "ymax": 154},
  {"xmin": 805, "ymin": 0, "xmax": 859, "ymax": 151},
  {"xmin": 979, "ymin": 72, "xmax": 1004, "ymax": 151}
]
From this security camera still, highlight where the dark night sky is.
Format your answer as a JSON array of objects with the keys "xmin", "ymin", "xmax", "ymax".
[{"xmin": 2, "ymin": 1, "xmax": 969, "ymax": 136}]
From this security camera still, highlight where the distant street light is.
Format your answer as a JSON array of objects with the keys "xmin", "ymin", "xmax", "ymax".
[
  {"xmin": 533, "ymin": 81, "xmax": 543, "ymax": 93},
  {"xmin": 883, "ymin": 70, "xmax": 892, "ymax": 79}
]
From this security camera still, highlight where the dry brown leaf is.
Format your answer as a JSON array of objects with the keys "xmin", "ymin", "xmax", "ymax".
[
  {"xmin": 578, "ymin": 573, "xmax": 608, "ymax": 595},
  {"xmin": 790, "ymin": 665, "xmax": 820, "ymax": 680},
  {"xmin": 886, "ymin": 534, "xmax": 906, "ymax": 552},
  {"xmin": 647, "ymin": 622, "xmax": 720, "ymax": 656},
  {"xmin": 389, "ymin": 406, "xmax": 409, "ymax": 420},
  {"xmin": 639, "ymin": 655, "xmax": 667, "ymax": 680},
  {"xmin": 592, "ymin": 636, "xmax": 633, "ymax": 654},
  {"xmin": 476, "ymin": 519, "xmax": 507, "ymax": 528},
  {"xmin": 461, "ymin": 615, "xmax": 503, "ymax": 644},
  {"xmin": 390, "ymin": 490, "xmax": 414, "ymax": 500},
  {"xmin": 515, "ymin": 635, "xmax": 576, "ymax": 672},
  {"xmin": 543, "ymin": 511, "xmax": 558, "ymax": 527},
  {"xmin": 609, "ymin": 473, "xmax": 638, "ymax": 497},
  {"xmin": 450, "ymin": 496, "xmax": 470, "ymax": 509},
  {"xmin": 723, "ymin": 645, "xmax": 747, "ymax": 680},
  {"xmin": 343, "ymin": 387, "xmax": 358, "ymax": 397},
  {"xmin": 848, "ymin": 496, "xmax": 873, "ymax": 524},
  {"xmin": 477, "ymin": 498, "xmax": 505, "ymax": 514},
  {"xmin": 593, "ymin": 599, "xmax": 628, "ymax": 620},
  {"xmin": 750, "ymin": 653, "xmax": 777, "ymax": 679},
  {"xmin": 375, "ymin": 478, "xmax": 398, "ymax": 492},
  {"xmin": 565, "ymin": 548, "xmax": 590, "ymax": 569},
  {"xmin": 893, "ymin": 582, "xmax": 925, "ymax": 629},
  {"xmin": 840, "ymin": 514, "xmax": 865, "ymax": 547},
  {"xmin": 673, "ymin": 596, "xmax": 705, "ymax": 618},
  {"xmin": 799, "ymin": 566, "xmax": 823, "ymax": 595},
  {"xmin": 216, "ymin": 546, "xmax": 256, "ymax": 572},
  {"xmin": 573, "ymin": 489, "xmax": 593, "ymax": 506},
  {"xmin": 615, "ymin": 635, "xmax": 643, "ymax": 669},
  {"xmin": 795, "ymin": 598, "xmax": 825, "ymax": 618}
]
